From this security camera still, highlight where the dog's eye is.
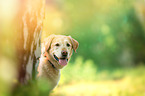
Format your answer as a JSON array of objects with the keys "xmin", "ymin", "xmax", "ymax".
[
  {"xmin": 66, "ymin": 43, "xmax": 70, "ymax": 47},
  {"xmin": 55, "ymin": 43, "xmax": 60, "ymax": 46}
]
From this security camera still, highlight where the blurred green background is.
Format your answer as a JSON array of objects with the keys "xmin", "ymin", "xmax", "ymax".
[
  {"xmin": 43, "ymin": 0, "xmax": 145, "ymax": 68},
  {"xmin": 1, "ymin": 0, "xmax": 145, "ymax": 96},
  {"xmin": 42, "ymin": 0, "xmax": 145, "ymax": 95}
]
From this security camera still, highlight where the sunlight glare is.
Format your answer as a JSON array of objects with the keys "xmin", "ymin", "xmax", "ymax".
[{"xmin": 0, "ymin": 0, "xmax": 19, "ymax": 21}]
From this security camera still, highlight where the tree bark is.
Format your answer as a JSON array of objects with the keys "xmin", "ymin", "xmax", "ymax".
[{"xmin": 15, "ymin": 0, "xmax": 45, "ymax": 84}]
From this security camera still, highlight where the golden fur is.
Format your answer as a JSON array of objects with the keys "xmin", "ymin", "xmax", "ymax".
[{"xmin": 37, "ymin": 34, "xmax": 79, "ymax": 90}]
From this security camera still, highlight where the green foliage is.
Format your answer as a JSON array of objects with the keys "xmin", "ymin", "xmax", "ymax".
[
  {"xmin": 60, "ymin": 56, "xmax": 97, "ymax": 84},
  {"xmin": 60, "ymin": 56, "xmax": 126, "ymax": 84},
  {"xmin": 12, "ymin": 80, "xmax": 51, "ymax": 96},
  {"xmin": 63, "ymin": 0, "xmax": 136, "ymax": 67},
  {"xmin": 51, "ymin": 57, "xmax": 145, "ymax": 96},
  {"xmin": 43, "ymin": 0, "xmax": 145, "ymax": 67}
]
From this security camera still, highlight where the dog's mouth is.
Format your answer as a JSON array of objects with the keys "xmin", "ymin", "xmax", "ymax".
[
  {"xmin": 53, "ymin": 54, "xmax": 68, "ymax": 66},
  {"xmin": 54, "ymin": 54, "xmax": 59, "ymax": 61}
]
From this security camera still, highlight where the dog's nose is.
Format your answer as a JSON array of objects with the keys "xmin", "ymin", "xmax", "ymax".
[{"xmin": 61, "ymin": 50, "xmax": 68, "ymax": 57}]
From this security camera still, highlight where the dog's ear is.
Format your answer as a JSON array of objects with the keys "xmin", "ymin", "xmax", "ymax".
[
  {"xmin": 43, "ymin": 34, "xmax": 55, "ymax": 53},
  {"xmin": 68, "ymin": 36, "xmax": 79, "ymax": 53}
]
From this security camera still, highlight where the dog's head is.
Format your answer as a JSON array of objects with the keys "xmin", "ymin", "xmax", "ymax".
[{"xmin": 42, "ymin": 34, "xmax": 79, "ymax": 69}]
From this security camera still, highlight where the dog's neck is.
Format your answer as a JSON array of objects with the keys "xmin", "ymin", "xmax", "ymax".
[
  {"xmin": 47, "ymin": 60, "xmax": 56, "ymax": 69},
  {"xmin": 38, "ymin": 55, "xmax": 60, "ymax": 90},
  {"xmin": 43, "ymin": 56, "xmax": 60, "ymax": 73},
  {"xmin": 38, "ymin": 54, "xmax": 60, "ymax": 87}
]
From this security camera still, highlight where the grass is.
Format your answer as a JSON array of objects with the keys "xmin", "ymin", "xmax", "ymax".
[{"xmin": 50, "ymin": 57, "xmax": 145, "ymax": 96}]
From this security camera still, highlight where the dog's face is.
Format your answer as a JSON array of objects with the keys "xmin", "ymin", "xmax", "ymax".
[{"xmin": 43, "ymin": 35, "xmax": 79, "ymax": 69}]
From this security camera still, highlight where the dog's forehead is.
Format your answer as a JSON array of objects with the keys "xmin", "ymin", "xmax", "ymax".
[{"xmin": 52, "ymin": 36, "xmax": 71, "ymax": 43}]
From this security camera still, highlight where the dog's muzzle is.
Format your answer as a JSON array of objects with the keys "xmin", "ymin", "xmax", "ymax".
[{"xmin": 53, "ymin": 54, "xmax": 68, "ymax": 66}]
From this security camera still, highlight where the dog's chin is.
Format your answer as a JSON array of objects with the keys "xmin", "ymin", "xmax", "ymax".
[{"xmin": 53, "ymin": 54, "xmax": 68, "ymax": 66}]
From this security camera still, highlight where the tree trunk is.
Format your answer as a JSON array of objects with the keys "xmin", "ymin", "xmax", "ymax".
[
  {"xmin": 15, "ymin": 0, "xmax": 45, "ymax": 84},
  {"xmin": 0, "ymin": 0, "xmax": 45, "ymax": 95}
]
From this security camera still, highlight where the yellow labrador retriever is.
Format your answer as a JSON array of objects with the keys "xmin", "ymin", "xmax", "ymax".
[{"xmin": 37, "ymin": 34, "xmax": 79, "ymax": 90}]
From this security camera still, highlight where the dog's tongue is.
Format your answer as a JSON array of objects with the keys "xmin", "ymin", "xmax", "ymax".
[{"xmin": 59, "ymin": 59, "xmax": 68, "ymax": 66}]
